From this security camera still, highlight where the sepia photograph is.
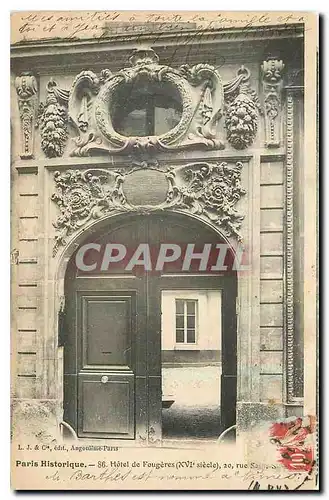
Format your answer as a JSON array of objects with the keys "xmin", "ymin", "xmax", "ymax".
[{"xmin": 10, "ymin": 10, "xmax": 318, "ymax": 490}]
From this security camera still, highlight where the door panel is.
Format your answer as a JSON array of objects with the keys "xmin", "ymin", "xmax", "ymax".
[
  {"xmin": 221, "ymin": 287, "xmax": 237, "ymax": 431},
  {"xmin": 64, "ymin": 256, "xmax": 147, "ymax": 439},
  {"xmin": 63, "ymin": 374, "xmax": 77, "ymax": 433},
  {"xmin": 81, "ymin": 294, "xmax": 133, "ymax": 368},
  {"xmin": 78, "ymin": 372, "xmax": 135, "ymax": 439},
  {"xmin": 220, "ymin": 375, "xmax": 237, "ymax": 432},
  {"xmin": 76, "ymin": 292, "xmax": 136, "ymax": 439}
]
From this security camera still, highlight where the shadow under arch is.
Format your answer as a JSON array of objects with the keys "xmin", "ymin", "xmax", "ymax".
[{"xmin": 56, "ymin": 210, "xmax": 240, "ymax": 442}]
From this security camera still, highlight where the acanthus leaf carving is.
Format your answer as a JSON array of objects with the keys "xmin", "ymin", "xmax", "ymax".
[
  {"xmin": 261, "ymin": 58, "xmax": 285, "ymax": 147},
  {"xmin": 38, "ymin": 79, "xmax": 69, "ymax": 158},
  {"xmin": 51, "ymin": 161, "xmax": 246, "ymax": 255},
  {"xmin": 15, "ymin": 73, "xmax": 38, "ymax": 159}
]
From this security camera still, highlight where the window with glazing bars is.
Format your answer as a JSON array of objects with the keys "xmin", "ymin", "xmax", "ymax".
[{"xmin": 175, "ymin": 299, "xmax": 197, "ymax": 344}]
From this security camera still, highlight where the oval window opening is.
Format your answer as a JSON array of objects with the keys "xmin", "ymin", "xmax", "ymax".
[{"xmin": 111, "ymin": 81, "xmax": 183, "ymax": 137}]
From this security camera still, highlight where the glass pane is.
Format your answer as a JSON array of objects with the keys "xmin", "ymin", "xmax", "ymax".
[
  {"xmin": 186, "ymin": 301, "xmax": 196, "ymax": 315},
  {"xmin": 176, "ymin": 329, "xmax": 184, "ymax": 343},
  {"xmin": 176, "ymin": 315, "xmax": 184, "ymax": 329},
  {"xmin": 187, "ymin": 315, "xmax": 195, "ymax": 328},
  {"xmin": 187, "ymin": 329, "xmax": 195, "ymax": 343},
  {"xmin": 175, "ymin": 300, "xmax": 184, "ymax": 315},
  {"xmin": 120, "ymin": 109, "xmax": 147, "ymax": 136},
  {"xmin": 154, "ymin": 106, "xmax": 181, "ymax": 135}
]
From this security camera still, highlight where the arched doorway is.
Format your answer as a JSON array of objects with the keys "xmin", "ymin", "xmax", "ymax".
[{"xmin": 63, "ymin": 213, "xmax": 237, "ymax": 443}]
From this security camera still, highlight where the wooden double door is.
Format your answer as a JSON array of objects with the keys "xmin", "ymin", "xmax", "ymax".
[{"xmin": 63, "ymin": 214, "xmax": 237, "ymax": 442}]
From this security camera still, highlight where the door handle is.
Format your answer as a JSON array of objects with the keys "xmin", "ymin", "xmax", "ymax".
[{"xmin": 101, "ymin": 375, "xmax": 109, "ymax": 384}]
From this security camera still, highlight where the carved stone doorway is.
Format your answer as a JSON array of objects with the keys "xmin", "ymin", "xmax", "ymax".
[{"xmin": 63, "ymin": 213, "xmax": 237, "ymax": 443}]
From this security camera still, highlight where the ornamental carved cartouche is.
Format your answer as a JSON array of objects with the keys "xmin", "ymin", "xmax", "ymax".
[
  {"xmin": 15, "ymin": 73, "xmax": 38, "ymax": 159},
  {"xmin": 68, "ymin": 48, "xmax": 226, "ymax": 156},
  {"xmin": 51, "ymin": 161, "xmax": 246, "ymax": 255},
  {"xmin": 33, "ymin": 48, "xmax": 261, "ymax": 158}
]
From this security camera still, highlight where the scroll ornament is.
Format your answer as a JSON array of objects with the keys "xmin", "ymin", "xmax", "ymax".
[
  {"xmin": 37, "ymin": 50, "xmax": 262, "ymax": 157},
  {"xmin": 51, "ymin": 161, "xmax": 246, "ymax": 255},
  {"xmin": 15, "ymin": 73, "xmax": 38, "ymax": 159},
  {"xmin": 68, "ymin": 49, "xmax": 225, "ymax": 156},
  {"xmin": 38, "ymin": 48, "xmax": 225, "ymax": 158},
  {"xmin": 38, "ymin": 79, "xmax": 69, "ymax": 158}
]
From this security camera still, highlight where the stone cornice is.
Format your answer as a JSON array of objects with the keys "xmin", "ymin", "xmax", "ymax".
[{"xmin": 11, "ymin": 24, "xmax": 304, "ymax": 71}]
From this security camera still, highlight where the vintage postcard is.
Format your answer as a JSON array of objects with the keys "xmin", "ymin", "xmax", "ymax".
[{"xmin": 10, "ymin": 11, "xmax": 318, "ymax": 490}]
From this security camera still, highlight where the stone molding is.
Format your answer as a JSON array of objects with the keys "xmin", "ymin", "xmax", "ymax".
[
  {"xmin": 11, "ymin": 24, "xmax": 304, "ymax": 62},
  {"xmin": 285, "ymin": 89, "xmax": 295, "ymax": 402}
]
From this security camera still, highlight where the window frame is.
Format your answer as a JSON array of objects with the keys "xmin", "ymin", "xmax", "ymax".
[
  {"xmin": 175, "ymin": 298, "xmax": 198, "ymax": 346},
  {"xmin": 111, "ymin": 85, "xmax": 183, "ymax": 137}
]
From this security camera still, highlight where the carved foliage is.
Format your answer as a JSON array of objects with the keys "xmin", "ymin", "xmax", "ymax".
[
  {"xmin": 51, "ymin": 161, "xmax": 246, "ymax": 255},
  {"xmin": 38, "ymin": 80, "xmax": 68, "ymax": 158},
  {"xmin": 51, "ymin": 169, "xmax": 125, "ymax": 255},
  {"xmin": 261, "ymin": 58, "xmax": 285, "ymax": 147},
  {"xmin": 15, "ymin": 73, "xmax": 38, "ymax": 159},
  {"xmin": 224, "ymin": 67, "xmax": 260, "ymax": 150},
  {"xmin": 167, "ymin": 162, "xmax": 246, "ymax": 240}
]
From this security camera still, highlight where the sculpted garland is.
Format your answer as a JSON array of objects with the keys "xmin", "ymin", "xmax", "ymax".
[{"xmin": 37, "ymin": 79, "xmax": 68, "ymax": 158}]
